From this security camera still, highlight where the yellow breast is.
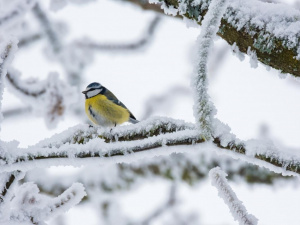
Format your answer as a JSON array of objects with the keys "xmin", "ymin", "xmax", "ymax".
[{"xmin": 85, "ymin": 94, "xmax": 130, "ymax": 126}]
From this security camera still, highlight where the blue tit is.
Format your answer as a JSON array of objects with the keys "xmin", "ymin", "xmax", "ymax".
[{"xmin": 82, "ymin": 82, "xmax": 139, "ymax": 127}]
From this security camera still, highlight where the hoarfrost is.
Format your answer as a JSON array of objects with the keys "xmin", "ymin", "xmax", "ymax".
[
  {"xmin": 6, "ymin": 69, "xmax": 78, "ymax": 129},
  {"xmin": 247, "ymin": 47, "xmax": 258, "ymax": 68},
  {"xmin": 231, "ymin": 42, "xmax": 245, "ymax": 61},
  {"xmin": 192, "ymin": 0, "xmax": 228, "ymax": 139},
  {"xmin": 209, "ymin": 167, "xmax": 258, "ymax": 225},
  {"xmin": 0, "ymin": 37, "xmax": 18, "ymax": 129}
]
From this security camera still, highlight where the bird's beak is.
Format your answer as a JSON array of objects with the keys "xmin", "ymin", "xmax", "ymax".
[{"xmin": 82, "ymin": 90, "xmax": 87, "ymax": 94}]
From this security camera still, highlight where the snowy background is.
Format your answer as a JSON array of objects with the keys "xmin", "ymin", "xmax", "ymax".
[{"xmin": 1, "ymin": 0, "xmax": 300, "ymax": 224}]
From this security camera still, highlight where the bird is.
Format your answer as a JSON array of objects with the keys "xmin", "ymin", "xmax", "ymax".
[{"xmin": 82, "ymin": 82, "xmax": 139, "ymax": 127}]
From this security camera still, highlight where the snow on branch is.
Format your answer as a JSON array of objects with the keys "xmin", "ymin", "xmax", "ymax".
[
  {"xmin": 0, "ymin": 38, "xmax": 18, "ymax": 128},
  {"xmin": 0, "ymin": 117, "xmax": 299, "ymax": 176},
  {"xmin": 32, "ymin": 3, "xmax": 86, "ymax": 86},
  {"xmin": 209, "ymin": 167, "xmax": 258, "ymax": 225},
  {"xmin": 6, "ymin": 69, "xmax": 77, "ymax": 128},
  {"xmin": 26, "ymin": 152, "xmax": 290, "ymax": 201},
  {"xmin": 0, "ymin": 171, "xmax": 23, "ymax": 204},
  {"xmin": 2, "ymin": 182, "xmax": 86, "ymax": 224},
  {"xmin": 0, "ymin": 0, "xmax": 36, "ymax": 31},
  {"xmin": 192, "ymin": 0, "xmax": 228, "ymax": 140},
  {"xmin": 127, "ymin": 0, "xmax": 300, "ymax": 77},
  {"xmin": 32, "ymin": 3, "xmax": 62, "ymax": 53}
]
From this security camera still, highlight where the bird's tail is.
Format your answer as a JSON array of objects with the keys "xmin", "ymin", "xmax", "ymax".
[{"xmin": 129, "ymin": 118, "xmax": 139, "ymax": 124}]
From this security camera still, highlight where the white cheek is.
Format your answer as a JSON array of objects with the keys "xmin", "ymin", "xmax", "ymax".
[{"xmin": 87, "ymin": 89, "xmax": 102, "ymax": 98}]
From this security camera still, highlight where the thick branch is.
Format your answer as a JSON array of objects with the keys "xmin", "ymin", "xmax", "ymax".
[
  {"xmin": 0, "ymin": 118, "xmax": 299, "ymax": 176},
  {"xmin": 126, "ymin": 0, "xmax": 300, "ymax": 77},
  {"xmin": 26, "ymin": 152, "xmax": 290, "ymax": 201}
]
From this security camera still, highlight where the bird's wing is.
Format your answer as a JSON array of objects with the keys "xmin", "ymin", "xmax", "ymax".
[{"xmin": 104, "ymin": 89, "xmax": 137, "ymax": 120}]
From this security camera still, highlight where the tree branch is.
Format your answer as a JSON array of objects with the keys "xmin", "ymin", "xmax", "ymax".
[
  {"xmin": 125, "ymin": 0, "xmax": 300, "ymax": 77},
  {"xmin": 76, "ymin": 15, "xmax": 161, "ymax": 51},
  {"xmin": 0, "ymin": 171, "xmax": 22, "ymax": 203},
  {"xmin": 209, "ymin": 167, "xmax": 258, "ymax": 225},
  {"xmin": 0, "ymin": 118, "xmax": 299, "ymax": 176}
]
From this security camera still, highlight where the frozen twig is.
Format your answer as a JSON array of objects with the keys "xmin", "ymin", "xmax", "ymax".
[
  {"xmin": 2, "ymin": 106, "xmax": 31, "ymax": 119},
  {"xmin": 209, "ymin": 167, "xmax": 258, "ymax": 225},
  {"xmin": 6, "ymin": 69, "xmax": 77, "ymax": 128},
  {"xmin": 0, "ymin": 40, "xmax": 18, "ymax": 127},
  {"xmin": 0, "ymin": 171, "xmax": 23, "ymax": 204},
  {"xmin": 141, "ymin": 85, "xmax": 191, "ymax": 120},
  {"xmin": 141, "ymin": 183, "xmax": 177, "ymax": 225},
  {"xmin": 6, "ymin": 72, "xmax": 46, "ymax": 97},
  {"xmin": 77, "ymin": 15, "xmax": 161, "ymax": 51},
  {"xmin": 18, "ymin": 33, "xmax": 43, "ymax": 48},
  {"xmin": 0, "ymin": 0, "xmax": 37, "ymax": 30},
  {"xmin": 192, "ymin": 0, "xmax": 228, "ymax": 140},
  {"xmin": 4, "ymin": 182, "xmax": 86, "ymax": 224},
  {"xmin": 32, "ymin": 3, "xmax": 62, "ymax": 53},
  {"xmin": 32, "ymin": 3, "xmax": 83, "ymax": 86}
]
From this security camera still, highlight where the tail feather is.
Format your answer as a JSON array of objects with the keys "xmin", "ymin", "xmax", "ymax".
[{"xmin": 129, "ymin": 118, "xmax": 139, "ymax": 124}]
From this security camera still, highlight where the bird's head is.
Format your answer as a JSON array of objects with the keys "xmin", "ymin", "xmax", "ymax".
[{"xmin": 82, "ymin": 82, "xmax": 104, "ymax": 99}]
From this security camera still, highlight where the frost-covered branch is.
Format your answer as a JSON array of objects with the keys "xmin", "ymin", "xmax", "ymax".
[
  {"xmin": 25, "ymin": 151, "xmax": 290, "ymax": 202},
  {"xmin": 0, "ymin": 0, "xmax": 37, "ymax": 31},
  {"xmin": 18, "ymin": 33, "xmax": 43, "ymax": 48},
  {"xmin": 2, "ymin": 106, "xmax": 31, "ymax": 119},
  {"xmin": 141, "ymin": 85, "xmax": 191, "ymax": 120},
  {"xmin": 5, "ymin": 69, "xmax": 77, "ymax": 128},
  {"xmin": 77, "ymin": 15, "xmax": 161, "ymax": 51},
  {"xmin": 32, "ymin": 3, "xmax": 62, "ymax": 53},
  {"xmin": 141, "ymin": 183, "xmax": 177, "ymax": 225},
  {"xmin": 2, "ymin": 182, "xmax": 86, "ymax": 224},
  {"xmin": 209, "ymin": 167, "xmax": 258, "ymax": 225},
  {"xmin": 192, "ymin": 0, "xmax": 227, "ymax": 139},
  {"xmin": 0, "ymin": 171, "xmax": 22, "ymax": 204},
  {"xmin": 0, "ymin": 117, "xmax": 299, "ymax": 176},
  {"xmin": 127, "ymin": 0, "xmax": 300, "ymax": 77},
  {"xmin": 32, "ymin": 3, "xmax": 85, "ymax": 86}
]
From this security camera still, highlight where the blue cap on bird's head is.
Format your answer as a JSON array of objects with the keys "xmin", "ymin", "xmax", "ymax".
[
  {"xmin": 86, "ymin": 82, "xmax": 102, "ymax": 89},
  {"xmin": 82, "ymin": 82, "xmax": 104, "ymax": 98}
]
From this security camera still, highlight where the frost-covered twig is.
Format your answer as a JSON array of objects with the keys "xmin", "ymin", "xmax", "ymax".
[
  {"xmin": 0, "ymin": 39, "xmax": 18, "ymax": 126},
  {"xmin": 32, "ymin": 3, "xmax": 85, "ymax": 86},
  {"xmin": 141, "ymin": 85, "xmax": 191, "ymax": 120},
  {"xmin": 0, "ymin": 171, "xmax": 23, "ymax": 204},
  {"xmin": 6, "ymin": 72, "xmax": 46, "ymax": 97},
  {"xmin": 2, "ymin": 106, "xmax": 31, "ymax": 119},
  {"xmin": 32, "ymin": 3, "xmax": 62, "ymax": 53},
  {"xmin": 3, "ymin": 182, "xmax": 86, "ymax": 224},
  {"xmin": 192, "ymin": 0, "xmax": 228, "ymax": 139},
  {"xmin": 77, "ymin": 15, "xmax": 161, "ymax": 51},
  {"xmin": 141, "ymin": 183, "xmax": 177, "ymax": 225},
  {"xmin": 6, "ymin": 69, "xmax": 77, "ymax": 128},
  {"xmin": 0, "ymin": 0, "xmax": 37, "ymax": 31},
  {"xmin": 18, "ymin": 33, "xmax": 43, "ymax": 48},
  {"xmin": 209, "ymin": 167, "xmax": 258, "ymax": 225}
]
